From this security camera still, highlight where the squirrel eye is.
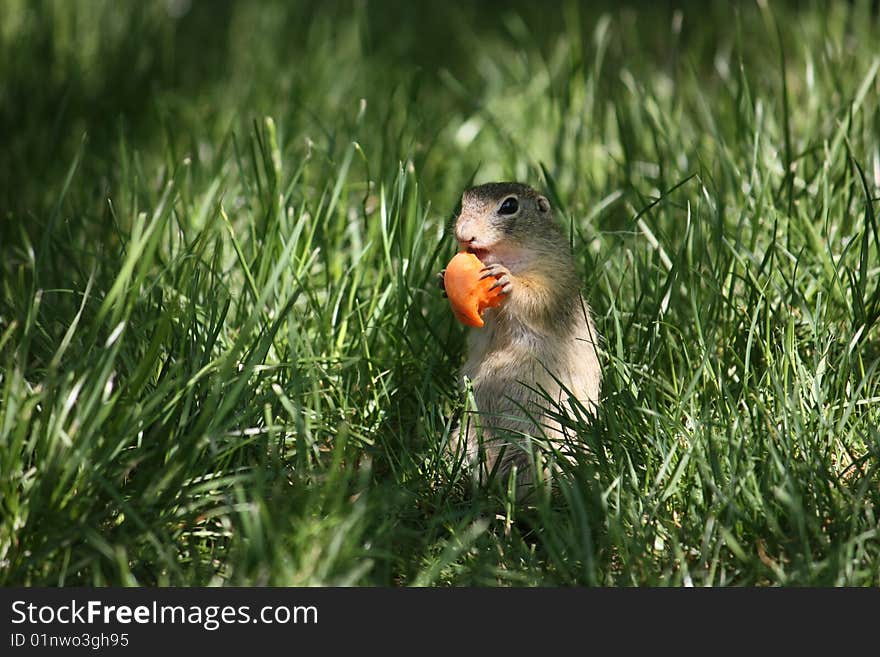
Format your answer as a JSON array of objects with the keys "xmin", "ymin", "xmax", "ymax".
[{"xmin": 498, "ymin": 197, "xmax": 519, "ymax": 215}]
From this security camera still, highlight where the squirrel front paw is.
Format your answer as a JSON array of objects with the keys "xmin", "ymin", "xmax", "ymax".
[
  {"xmin": 480, "ymin": 263, "xmax": 513, "ymax": 295},
  {"xmin": 437, "ymin": 269, "xmax": 447, "ymax": 297}
]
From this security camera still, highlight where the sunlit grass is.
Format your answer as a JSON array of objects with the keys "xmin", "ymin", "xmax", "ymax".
[{"xmin": 1, "ymin": 0, "xmax": 878, "ymax": 585}]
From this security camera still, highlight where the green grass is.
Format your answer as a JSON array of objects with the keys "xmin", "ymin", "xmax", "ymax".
[{"xmin": 1, "ymin": 0, "xmax": 879, "ymax": 586}]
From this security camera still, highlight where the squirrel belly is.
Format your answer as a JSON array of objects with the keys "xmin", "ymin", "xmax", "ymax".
[{"xmin": 456, "ymin": 293, "xmax": 601, "ymax": 483}]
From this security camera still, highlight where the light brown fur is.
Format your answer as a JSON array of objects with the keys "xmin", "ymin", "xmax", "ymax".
[{"xmin": 441, "ymin": 182, "xmax": 601, "ymax": 493}]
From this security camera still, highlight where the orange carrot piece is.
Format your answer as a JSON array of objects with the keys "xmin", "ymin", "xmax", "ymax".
[{"xmin": 444, "ymin": 252, "xmax": 505, "ymax": 328}]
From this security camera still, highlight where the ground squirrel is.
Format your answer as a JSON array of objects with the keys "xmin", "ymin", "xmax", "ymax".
[{"xmin": 439, "ymin": 182, "xmax": 602, "ymax": 493}]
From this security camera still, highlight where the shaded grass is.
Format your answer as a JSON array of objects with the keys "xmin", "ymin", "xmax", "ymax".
[{"xmin": 1, "ymin": 0, "xmax": 879, "ymax": 585}]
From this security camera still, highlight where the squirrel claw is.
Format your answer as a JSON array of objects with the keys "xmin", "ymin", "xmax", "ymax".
[
  {"xmin": 479, "ymin": 263, "xmax": 509, "ymax": 278},
  {"xmin": 489, "ymin": 276, "xmax": 512, "ymax": 294},
  {"xmin": 481, "ymin": 264, "xmax": 513, "ymax": 295},
  {"xmin": 437, "ymin": 269, "xmax": 447, "ymax": 297}
]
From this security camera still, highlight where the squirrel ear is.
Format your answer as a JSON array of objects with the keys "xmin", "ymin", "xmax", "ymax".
[{"xmin": 537, "ymin": 196, "xmax": 551, "ymax": 213}]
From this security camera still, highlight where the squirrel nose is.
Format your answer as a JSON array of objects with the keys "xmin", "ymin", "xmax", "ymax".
[{"xmin": 454, "ymin": 214, "xmax": 477, "ymax": 245}]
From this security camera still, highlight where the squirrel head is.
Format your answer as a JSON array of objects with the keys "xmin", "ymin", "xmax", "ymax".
[{"xmin": 454, "ymin": 182, "xmax": 558, "ymax": 266}]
